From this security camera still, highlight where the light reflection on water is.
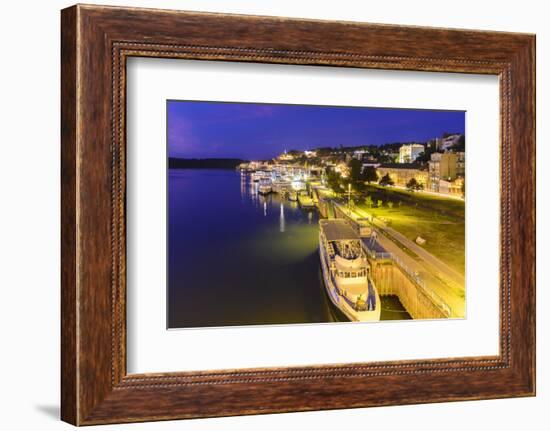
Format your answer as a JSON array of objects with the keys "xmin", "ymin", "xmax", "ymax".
[
  {"xmin": 168, "ymin": 169, "xmax": 336, "ymax": 328},
  {"xmin": 279, "ymin": 203, "xmax": 285, "ymax": 233}
]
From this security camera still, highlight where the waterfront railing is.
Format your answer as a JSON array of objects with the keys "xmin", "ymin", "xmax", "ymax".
[
  {"xmin": 363, "ymin": 241, "xmax": 451, "ymax": 318},
  {"xmin": 332, "ymin": 200, "xmax": 452, "ymax": 317}
]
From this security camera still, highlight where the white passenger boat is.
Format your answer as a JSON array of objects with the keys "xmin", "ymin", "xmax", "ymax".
[
  {"xmin": 251, "ymin": 170, "xmax": 268, "ymax": 181},
  {"xmin": 319, "ymin": 219, "xmax": 381, "ymax": 322},
  {"xmin": 251, "ymin": 171, "xmax": 263, "ymax": 182},
  {"xmin": 258, "ymin": 178, "xmax": 272, "ymax": 195},
  {"xmin": 291, "ymin": 179, "xmax": 306, "ymax": 191},
  {"xmin": 271, "ymin": 180, "xmax": 291, "ymax": 194}
]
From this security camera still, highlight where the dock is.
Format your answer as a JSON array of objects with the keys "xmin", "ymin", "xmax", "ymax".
[
  {"xmin": 320, "ymin": 200, "xmax": 454, "ymax": 320},
  {"xmin": 297, "ymin": 194, "xmax": 315, "ymax": 209}
]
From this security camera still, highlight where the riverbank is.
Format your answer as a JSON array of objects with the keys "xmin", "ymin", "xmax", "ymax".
[
  {"xmin": 168, "ymin": 169, "xmax": 412, "ymax": 328},
  {"xmin": 168, "ymin": 157, "xmax": 245, "ymax": 169},
  {"xmin": 358, "ymin": 184, "xmax": 465, "ymax": 274}
]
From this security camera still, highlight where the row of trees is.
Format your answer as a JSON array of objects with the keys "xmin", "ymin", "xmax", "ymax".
[
  {"xmin": 348, "ymin": 159, "xmax": 377, "ymax": 184},
  {"xmin": 352, "ymin": 158, "xmax": 425, "ymax": 192},
  {"xmin": 326, "ymin": 159, "xmax": 378, "ymax": 195},
  {"xmin": 326, "ymin": 159, "xmax": 388, "ymax": 195},
  {"xmin": 326, "ymin": 159, "xmax": 424, "ymax": 196},
  {"xmin": 376, "ymin": 172, "xmax": 424, "ymax": 191},
  {"xmin": 326, "ymin": 169, "xmax": 346, "ymax": 194}
]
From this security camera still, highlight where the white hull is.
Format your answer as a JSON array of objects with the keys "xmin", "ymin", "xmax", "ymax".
[
  {"xmin": 258, "ymin": 189, "xmax": 272, "ymax": 195},
  {"xmin": 318, "ymin": 224, "xmax": 381, "ymax": 322}
]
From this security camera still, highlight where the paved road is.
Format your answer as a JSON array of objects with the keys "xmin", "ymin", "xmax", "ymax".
[
  {"xmin": 372, "ymin": 217, "xmax": 465, "ymax": 285},
  {"xmin": 337, "ymin": 203, "xmax": 466, "ymax": 318},
  {"xmin": 387, "ymin": 184, "xmax": 465, "ymax": 201},
  {"xmin": 366, "ymin": 223, "xmax": 464, "ymax": 318},
  {"xmin": 354, "ymin": 206, "xmax": 464, "ymax": 279}
]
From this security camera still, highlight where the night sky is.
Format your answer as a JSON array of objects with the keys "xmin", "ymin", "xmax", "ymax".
[{"xmin": 167, "ymin": 100, "xmax": 465, "ymax": 160}]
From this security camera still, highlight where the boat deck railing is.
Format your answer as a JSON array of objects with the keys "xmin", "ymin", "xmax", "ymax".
[
  {"xmin": 329, "ymin": 264, "xmax": 377, "ymax": 312},
  {"xmin": 334, "ymin": 278, "xmax": 377, "ymax": 312}
]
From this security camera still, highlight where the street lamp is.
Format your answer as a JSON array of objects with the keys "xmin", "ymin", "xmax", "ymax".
[{"xmin": 347, "ymin": 183, "xmax": 352, "ymax": 212}]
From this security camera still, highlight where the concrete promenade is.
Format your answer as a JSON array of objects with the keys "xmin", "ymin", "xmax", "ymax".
[{"xmin": 338, "ymin": 203, "xmax": 465, "ymax": 318}]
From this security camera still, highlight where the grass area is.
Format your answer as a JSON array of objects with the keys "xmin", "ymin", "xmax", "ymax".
[
  {"xmin": 357, "ymin": 185, "xmax": 465, "ymax": 274},
  {"xmin": 365, "ymin": 184, "xmax": 465, "ymax": 218}
]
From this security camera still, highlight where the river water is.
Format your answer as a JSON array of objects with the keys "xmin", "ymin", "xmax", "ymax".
[{"xmin": 168, "ymin": 169, "xmax": 409, "ymax": 329}]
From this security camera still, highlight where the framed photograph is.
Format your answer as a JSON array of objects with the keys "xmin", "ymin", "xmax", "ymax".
[{"xmin": 61, "ymin": 4, "xmax": 536, "ymax": 425}]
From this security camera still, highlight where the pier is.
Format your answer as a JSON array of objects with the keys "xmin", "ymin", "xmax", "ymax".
[
  {"xmin": 242, "ymin": 167, "xmax": 460, "ymax": 322},
  {"xmin": 297, "ymin": 193, "xmax": 315, "ymax": 209},
  {"xmin": 314, "ymin": 193, "xmax": 453, "ymax": 320},
  {"xmin": 365, "ymin": 251, "xmax": 450, "ymax": 319}
]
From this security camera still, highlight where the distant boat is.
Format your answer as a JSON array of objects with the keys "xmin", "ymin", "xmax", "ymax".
[
  {"xmin": 291, "ymin": 179, "xmax": 306, "ymax": 191},
  {"xmin": 319, "ymin": 219, "xmax": 381, "ymax": 322},
  {"xmin": 271, "ymin": 180, "xmax": 291, "ymax": 194},
  {"xmin": 258, "ymin": 178, "xmax": 272, "ymax": 195},
  {"xmin": 297, "ymin": 192, "xmax": 315, "ymax": 209},
  {"xmin": 252, "ymin": 170, "xmax": 273, "ymax": 182},
  {"xmin": 288, "ymin": 190, "xmax": 298, "ymax": 201}
]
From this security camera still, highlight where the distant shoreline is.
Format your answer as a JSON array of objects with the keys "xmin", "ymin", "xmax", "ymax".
[{"xmin": 168, "ymin": 158, "xmax": 246, "ymax": 169}]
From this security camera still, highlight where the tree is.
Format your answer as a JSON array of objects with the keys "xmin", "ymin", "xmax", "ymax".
[
  {"xmin": 454, "ymin": 134, "xmax": 466, "ymax": 152},
  {"xmin": 348, "ymin": 158, "xmax": 363, "ymax": 183},
  {"xmin": 326, "ymin": 169, "xmax": 344, "ymax": 195},
  {"xmin": 406, "ymin": 178, "xmax": 424, "ymax": 191},
  {"xmin": 379, "ymin": 173, "xmax": 394, "ymax": 186},
  {"xmin": 316, "ymin": 147, "xmax": 333, "ymax": 157},
  {"xmin": 406, "ymin": 177, "xmax": 418, "ymax": 191},
  {"xmin": 362, "ymin": 166, "xmax": 378, "ymax": 183},
  {"xmin": 353, "ymin": 181, "xmax": 366, "ymax": 194}
]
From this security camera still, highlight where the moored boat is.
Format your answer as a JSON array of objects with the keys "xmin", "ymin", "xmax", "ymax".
[
  {"xmin": 251, "ymin": 171, "xmax": 263, "ymax": 182},
  {"xmin": 297, "ymin": 191, "xmax": 315, "ymax": 209},
  {"xmin": 288, "ymin": 190, "xmax": 298, "ymax": 201},
  {"xmin": 258, "ymin": 178, "xmax": 272, "ymax": 195},
  {"xmin": 272, "ymin": 180, "xmax": 291, "ymax": 194},
  {"xmin": 319, "ymin": 219, "xmax": 381, "ymax": 322}
]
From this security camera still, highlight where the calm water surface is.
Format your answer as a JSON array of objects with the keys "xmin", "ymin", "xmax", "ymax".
[{"xmin": 168, "ymin": 169, "xmax": 409, "ymax": 328}]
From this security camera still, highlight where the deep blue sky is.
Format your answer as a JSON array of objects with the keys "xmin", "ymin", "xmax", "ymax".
[{"xmin": 167, "ymin": 100, "xmax": 465, "ymax": 160}]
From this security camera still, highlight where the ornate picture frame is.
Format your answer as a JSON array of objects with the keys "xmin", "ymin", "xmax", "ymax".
[{"xmin": 61, "ymin": 4, "xmax": 535, "ymax": 425}]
